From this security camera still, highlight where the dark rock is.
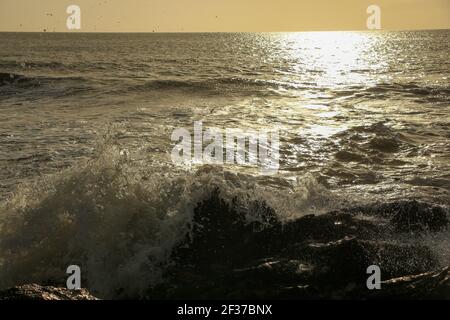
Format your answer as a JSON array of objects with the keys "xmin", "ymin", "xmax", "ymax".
[
  {"xmin": 369, "ymin": 266, "xmax": 450, "ymax": 299},
  {"xmin": 0, "ymin": 284, "xmax": 99, "ymax": 300},
  {"xmin": 351, "ymin": 200, "xmax": 448, "ymax": 233},
  {"xmin": 146, "ymin": 193, "xmax": 449, "ymax": 299}
]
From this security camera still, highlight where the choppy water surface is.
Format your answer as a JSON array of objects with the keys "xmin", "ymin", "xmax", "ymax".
[
  {"xmin": 0, "ymin": 31, "xmax": 449, "ymax": 202},
  {"xmin": 0, "ymin": 31, "xmax": 449, "ymax": 298}
]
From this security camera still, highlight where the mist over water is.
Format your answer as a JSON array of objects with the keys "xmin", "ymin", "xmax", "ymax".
[{"xmin": 0, "ymin": 31, "xmax": 449, "ymax": 298}]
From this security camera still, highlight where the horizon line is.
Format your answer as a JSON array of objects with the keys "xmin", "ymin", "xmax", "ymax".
[{"xmin": 1, "ymin": 28, "xmax": 449, "ymax": 34}]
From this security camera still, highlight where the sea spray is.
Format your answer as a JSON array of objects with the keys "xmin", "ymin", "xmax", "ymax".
[{"xmin": 0, "ymin": 137, "xmax": 335, "ymax": 298}]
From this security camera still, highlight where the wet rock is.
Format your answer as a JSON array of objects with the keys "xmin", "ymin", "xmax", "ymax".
[
  {"xmin": 369, "ymin": 266, "xmax": 450, "ymax": 299},
  {"xmin": 354, "ymin": 200, "xmax": 449, "ymax": 232},
  {"xmin": 148, "ymin": 193, "xmax": 449, "ymax": 299},
  {"xmin": 0, "ymin": 284, "xmax": 98, "ymax": 300},
  {"xmin": 173, "ymin": 190, "xmax": 279, "ymax": 270}
]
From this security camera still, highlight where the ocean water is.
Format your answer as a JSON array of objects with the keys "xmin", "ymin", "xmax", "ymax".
[{"xmin": 0, "ymin": 31, "xmax": 449, "ymax": 298}]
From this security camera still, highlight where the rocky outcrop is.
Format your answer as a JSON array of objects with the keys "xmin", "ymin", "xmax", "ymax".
[
  {"xmin": 375, "ymin": 266, "xmax": 450, "ymax": 299},
  {"xmin": 0, "ymin": 193, "xmax": 448, "ymax": 300},
  {"xmin": 0, "ymin": 284, "xmax": 98, "ymax": 300},
  {"xmin": 147, "ymin": 192, "xmax": 449, "ymax": 299}
]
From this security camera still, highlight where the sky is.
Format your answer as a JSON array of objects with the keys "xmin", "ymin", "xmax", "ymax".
[{"xmin": 0, "ymin": 0, "xmax": 449, "ymax": 32}]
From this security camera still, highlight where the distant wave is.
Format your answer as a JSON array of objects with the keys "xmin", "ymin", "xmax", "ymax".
[
  {"xmin": 0, "ymin": 72, "xmax": 305, "ymax": 98},
  {"xmin": 0, "ymin": 73, "xmax": 31, "ymax": 86},
  {"xmin": 2, "ymin": 70, "xmax": 448, "ymax": 102},
  {"xmin": 0, "ymin": 61, "xmax": 67, "ymax": 70},
  {"xmin": 125, "ymin": 77, "xmax": 310, "ymax": 96},
  {"xmin": 366, "ymin": 82, "xmax": 450, "ymax": 97},
  {"xmin": 0, "ymin": 60, "xmax": 125, "ymax": 72},
  {"xmin": 338, "ymin": 82, "xmax": 450, "ymax": 101},
  {"xmin": 0, "ymin": 72, "xmax": 87, "ymax": 87},
  {"xmin": 0, "ymin": 72, "xmax": 94, "ymax": 98}
]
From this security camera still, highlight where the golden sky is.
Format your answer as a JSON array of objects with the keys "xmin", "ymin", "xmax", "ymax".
[{"xmin": 0, "ymin": 0, "xmax": 449, "ymax": 32}]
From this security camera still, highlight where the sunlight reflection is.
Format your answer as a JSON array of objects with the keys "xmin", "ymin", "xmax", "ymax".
[
  {"xmin": 276, "ymin": 32, "xmax": 387, "ymax": 87},
  {"xmin": 305, "ymin": 124, "xmax": 347, "ymax": 138}
]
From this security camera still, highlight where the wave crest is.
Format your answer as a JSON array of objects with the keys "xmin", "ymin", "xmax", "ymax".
[{"xmin": 0, "ymin": 141, "xmax": 332, "ymax": 298}]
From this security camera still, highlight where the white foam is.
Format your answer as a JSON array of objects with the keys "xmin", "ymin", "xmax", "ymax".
[{"xmin": 0, "ymin": 139, "xmax": 335, "ymax": 298}]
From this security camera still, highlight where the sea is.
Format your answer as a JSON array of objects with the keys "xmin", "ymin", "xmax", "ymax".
[{"xmin": 0, "ymin": 31, "xmax": 449, "ymax": 298}]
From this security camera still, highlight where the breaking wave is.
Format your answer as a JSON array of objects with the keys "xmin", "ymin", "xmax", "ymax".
[
  {"xmin": 0, "ymin": 141, "xmax": 448, "ymax": 299},
  {"xmin": 0, "ymin": 141, "xmax": 335, "ymax": 298}
]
